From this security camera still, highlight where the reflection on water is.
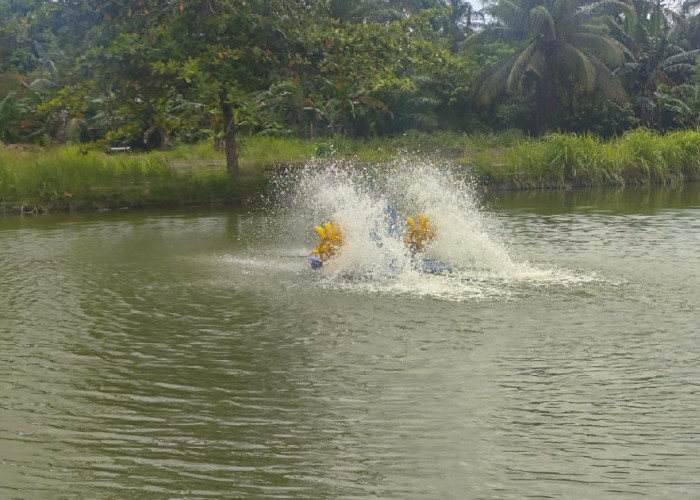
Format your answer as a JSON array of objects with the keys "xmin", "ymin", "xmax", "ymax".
[
  {"xmin": 1, "ymin": 185, "xmax": 699, "ymax": 498},
  {"xmin": 487, "ymin": 183, "xmax": 700, "ymax": 214}
]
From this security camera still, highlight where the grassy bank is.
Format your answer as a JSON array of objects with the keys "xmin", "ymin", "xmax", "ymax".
[
  {"xmin": 1, "ymin": 128, "xmax": 699, "ymax": 213},
  {"xmin": 0, "ymin": 145, "xmax": 263, "ymax": 214},
  {"xmin": 478, "ymin": 129, "xmax": 700, "ymax": 188}
]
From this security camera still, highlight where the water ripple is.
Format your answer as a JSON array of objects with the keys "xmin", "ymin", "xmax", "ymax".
[{"xmin": 2, "ymin": 204, "xmax": 700, "ymax": 498}]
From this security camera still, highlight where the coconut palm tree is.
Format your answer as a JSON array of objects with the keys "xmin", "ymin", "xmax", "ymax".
[
  {"xmin": 681, "ymin": 0, "xmax": 700, "ymax": 49},
  {"xmin": 440, "ymin": 0, "xmax": 485, "ymax": 52},
  {"xmin": 472, "ymin": 0, "xmax": 633, "ymax": 133},
  {"xmin": 613, "ymin": 0, "xmax": 700, "ymax": 127}
]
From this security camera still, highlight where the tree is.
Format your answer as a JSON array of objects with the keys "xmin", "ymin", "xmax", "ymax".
[
  {"xmin": 614, "ymin": 0, "xmax": 700, "ymax": 127},
  {"xmin": 437, "ymin": 0, "xmax": 484, "ymax": 53},
  {"xmin": 656, "ymin": 79, "xmax": 700, "ymax": 127},
  {"xmin": 46, "ymin": 1, "xmax": 296, "ymax": 174},
  {"xmin": 680, "ymin": 0, "xmax": 700, "ymax": 49},
  {"xmin": 472, "ymin": 0, "xmax": 632, "ymax": 133},
  {"xmin": 254, "ymin": 6, "xmax": 452, "ymax": 137},
  {"xmin": 654, "ymin": 54, "xmax": 700, "ymax": 126}
]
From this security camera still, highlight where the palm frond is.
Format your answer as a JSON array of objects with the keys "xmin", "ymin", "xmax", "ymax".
[
  {"xmin": 465, "ymin": 26, "xmax": 526, "ymax": 46},
  {"xmin": 474, "ymin": 54, "xmax": 519, "ymax": 106},
  {"xmin": 567, "ymin": 33, "xmax": 629, "ymax": 67},
  {"xmin": 555, "ymin": 43, "xmax": 597, "ymax": 92},
  {"xmin": 664, "ymin": 7, "xmax": 687, "ymax": 29},
  {"xmin": 659, "ymin": 49, "xmax": 700, "ymax": 69},
  {"xmin": 574, "ymin": 0, "xmax": 635, "ymax": 25},
  {"xmin": 523, "ymin": 50, "xmax": 546, "ymax": 84},
  {"xmin": 33, "ymin": 41, "xmax": 58, "ymax": 76},
  {"xmin": 614, "ymin": 61, "xmax": 640, "ymax": 76},
  {"xmin": 682, "ymin": 0, "xmax": 700, "ymax": 14},
  {"xmin": 507, "ymin": 43, "xmax": 539, "ymax": 91},
  {"xmin": 489, "ymin": 0, "xmax": 529, "ymax": 31},
  {"xmin": 637, "ymin": 95, "xmax": 656, "ymax": 111},
  {"xmin": 661, "ymin": 63, "xmax": 697, "ymax": 78},
  {"xmin": 667, "ymin": 82, "xmax": 700, "ymax": 99},
  {"xmin": 576, "ymin": 22, "xmax": 608, "ymax": 36},
  {"xmin": 603, "ymin": 17, "xmax": 639, "ymax": 55},
  {"xmin": 0, "ymin": 92, "xmax": 19, "ymax": 119},
  {"xmin": 590, "ymin": 57, "xmax": 628, "ymax": 103},
  {"xmin": 647, "ymin": 11, "xmax": 666, "ymax": 38},
  {"xmin": 529, "ymin": 5, "xmax": 556, "ymax": 39},
  {"xmin": 27, "ymin": 79, "xmax": 60, "ymax": 91},
  {"xmin": 654, "ymin": 92, "xmax": 691, "ymax": 115}
]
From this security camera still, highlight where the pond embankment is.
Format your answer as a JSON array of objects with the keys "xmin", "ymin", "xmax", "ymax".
[{"xmin": 2, "ymin": 129, "xmax": 699, "ymax": 214}]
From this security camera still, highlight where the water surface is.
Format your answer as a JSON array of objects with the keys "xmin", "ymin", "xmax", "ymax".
[{"xmin": 1, "ymin": 184, "xmax": 699, "ymax": 498}]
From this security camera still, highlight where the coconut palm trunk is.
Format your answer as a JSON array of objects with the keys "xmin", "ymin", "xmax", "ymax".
[{"xmin": 535, "ymin": 51, "xmax": 559, "ymax": 133}]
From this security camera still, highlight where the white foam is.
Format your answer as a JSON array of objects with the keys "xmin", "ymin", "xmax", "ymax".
[{"xmin": 256, "ymin": 157, "xmax": 608, "ymax": 301}]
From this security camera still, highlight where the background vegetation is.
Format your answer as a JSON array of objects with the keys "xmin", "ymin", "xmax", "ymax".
[
  {"xmin": 3, "ymin": 128, "xmax": 699, "ymax": 213},
  {"xmin": 1, "ymin": 0, "xmax": 700, "ymax": 210}
]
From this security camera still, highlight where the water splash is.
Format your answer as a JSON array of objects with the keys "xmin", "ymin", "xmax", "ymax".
[{"xmin": 259, "ymin": 156, "xmax": 605, "ymax": 301}]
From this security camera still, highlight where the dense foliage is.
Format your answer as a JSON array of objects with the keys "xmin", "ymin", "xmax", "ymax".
[{"xmin": 0, "ymin": 0, "xmax": 699, "ymax": 174}]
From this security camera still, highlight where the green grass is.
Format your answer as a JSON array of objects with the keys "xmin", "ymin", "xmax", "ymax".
[
  {"xmin": 158, "ymin": 136, "xmax": 319, "ymax": 171},
  {"xmin": 2, "ymin": 128, "xmax": 699, "ymax": 213},
  {"xmin": 239, "ymin": 135, "xmax": 318, "ymax": 171},
  {"xmin": 482, "ymin": 128, "xmax": 700, "ymax": 188},
  {"xmin": 0, "ymin": 144, "xmax": 264, "ymax": 213},
  {"xmin": 158, "ymin": 141, "xmax": 225, "ymax": 161}
]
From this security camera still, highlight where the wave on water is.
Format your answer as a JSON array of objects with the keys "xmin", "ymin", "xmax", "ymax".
[{"xmin": 238, "ymin": 157, "xmax": 608, "ymax": 301}]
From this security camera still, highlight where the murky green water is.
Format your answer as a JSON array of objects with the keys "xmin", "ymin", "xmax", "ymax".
[{"xmin": 2, "ymin": 185, "xmax": 699, "ymax": 498}]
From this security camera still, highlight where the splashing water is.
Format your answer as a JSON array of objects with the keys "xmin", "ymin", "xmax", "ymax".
[{"xmin": 258, "ymin": 157, "xmax": 604, "ymax": 301}]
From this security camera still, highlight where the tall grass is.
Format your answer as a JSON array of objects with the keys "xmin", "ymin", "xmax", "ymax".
[
  {"xmin": 157, "ymin": 135, "xmax": 318, "ymax": 170},
  {"xmin": 2, "ymin": 128, "xmax": 699, "ymax": 212},
  {"xmin": 0, "ymin": 144, "xmax": 262, "ymax": 212},
  {"xmin": 493, "ymin": 128, "xmax": 700, "ymax": 188},
  {"xmin": 504, "ymin": 133, "xmax": 621, "ymax": 188},
  {"xmin": 239, "ymin": 135, "xmax": 317, "ymax": 167}
]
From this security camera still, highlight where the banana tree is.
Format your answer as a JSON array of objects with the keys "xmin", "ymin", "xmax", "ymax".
[
  {"xmin": 655, "ymin": 64, "xmax": 700, "ymax": 126},
  {"xmin": 614, "ymin": 0, "xmax": 700, "ymax": 127}
]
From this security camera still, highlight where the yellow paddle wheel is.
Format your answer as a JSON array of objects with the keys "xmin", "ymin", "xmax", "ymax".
[
  {"xmin": 309, "ymin": 222, "xmax": 343, "ymax": 263},
  {"xmin": 308, "ymin": 211, "xmax": 443, "ymax": 272},
  {"xmin": 404, "ymin": 213, "xmax": 435, "ymax": 252}
]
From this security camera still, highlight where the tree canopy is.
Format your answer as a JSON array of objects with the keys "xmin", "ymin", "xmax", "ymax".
[{"xmin": 0, "ymin": 0, "xmax": 698, "ymax": 172}]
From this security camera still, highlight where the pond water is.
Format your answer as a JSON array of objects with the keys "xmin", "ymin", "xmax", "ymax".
[{"xmin": 1, "ymin": 168, "xmax": 699, "ymax": 498}]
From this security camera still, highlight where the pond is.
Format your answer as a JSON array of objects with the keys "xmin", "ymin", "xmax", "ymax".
[{"xmin": 1, "ymin": 168, "xmax": 699, "ymax": 498}]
